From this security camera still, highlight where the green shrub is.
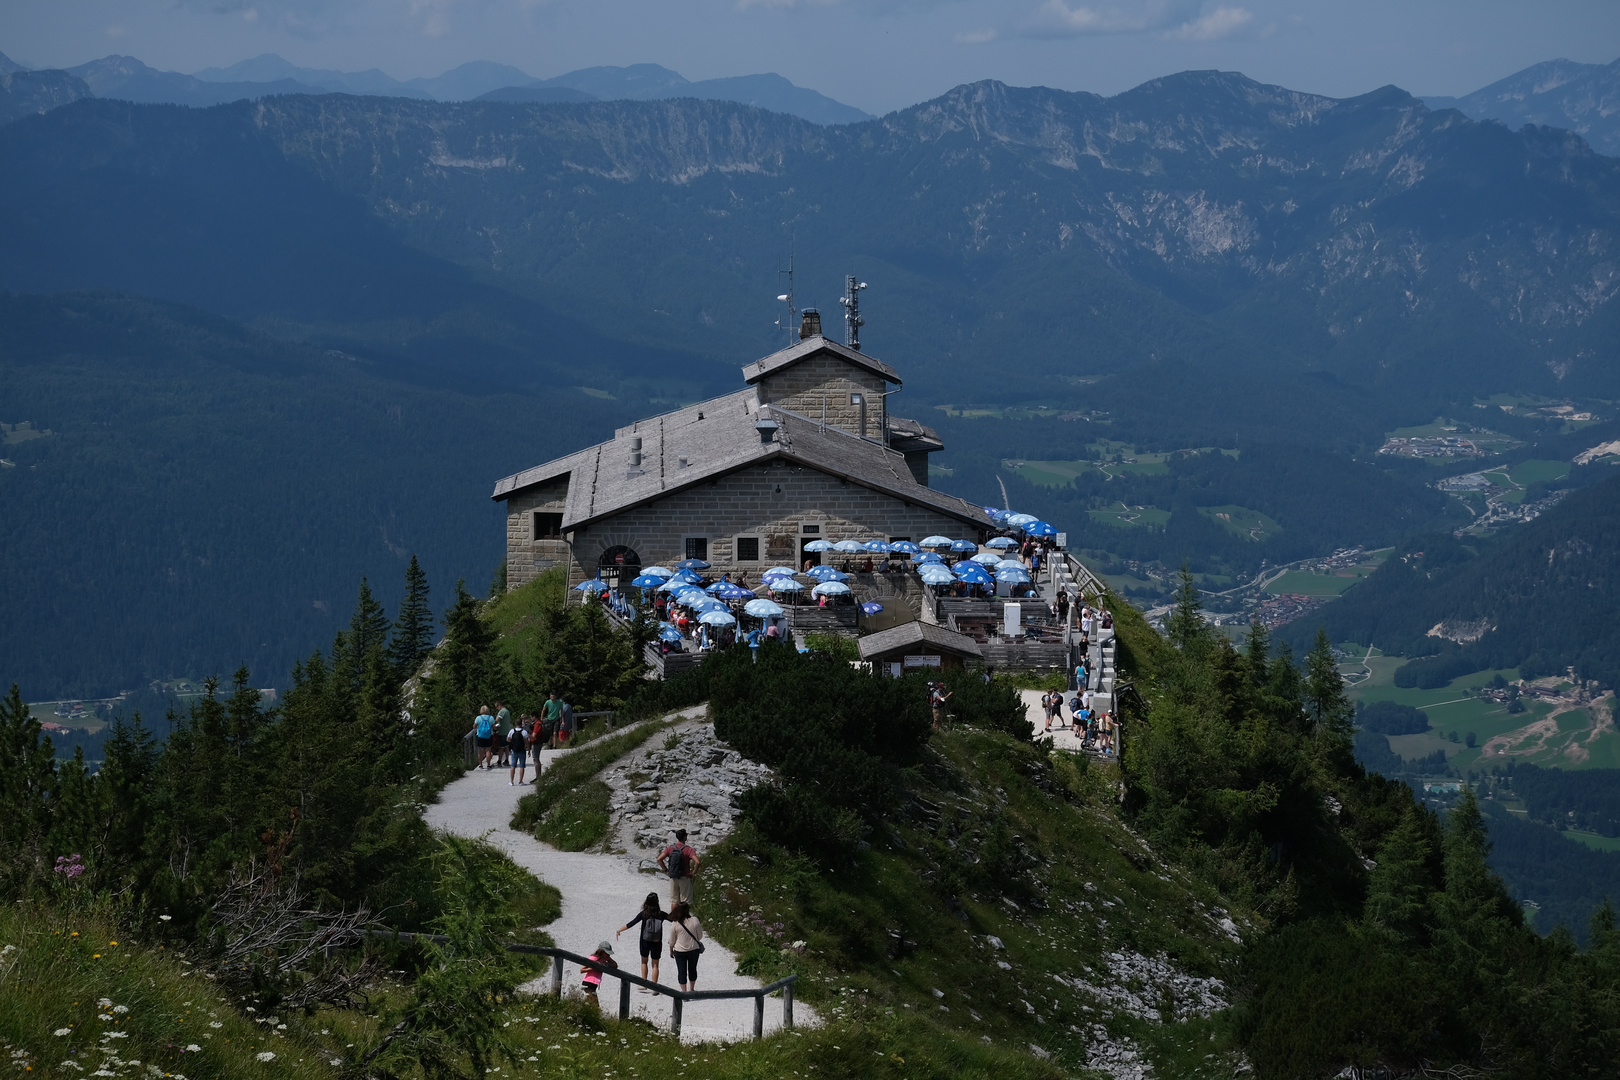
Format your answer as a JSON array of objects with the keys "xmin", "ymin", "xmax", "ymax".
[
  {"xmin": 533, "ymin": 780, "xmax": 613, "ymax": 851},
  {"xmin": 707, "ymin": 645, "xmax": 931, "ymax": 859}
]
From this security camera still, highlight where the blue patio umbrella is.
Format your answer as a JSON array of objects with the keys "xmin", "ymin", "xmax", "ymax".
[
  {"xmin": 574, "ymin": 578, "xmax": 608, "ymax": 591},
  {"xmin": 970, "ymin": 552, "xmax": 1003, "ymax": 565},
  {"xmin": 888, "ymin": 540, "xmax": 922, "ymax": 555},
  {"xmin": 671, "ymin": 569, "xmax": 703, "ymax": 584},
  {"xmin": 1024, "ymin": 521, "xmax": 1058, "ymax": 537},
  {"xmin": 954, "ymin": 564, "xmax": 992, "ymax": 583},
  {"xmin": 997, "ymin": 558, "xmax": 1025, "ymax": 570},
  {"xmin": 983, "ymin": 505, "xmax": 1002, "ymax": 517},
  {"xmin": 768, "ymin": 578, "xmax": 805, "ymax": 591},
  {"xmin": 805, "ymin": 565, "xmax": 849, "ymax": 581},
  {"xmin": 950, "ymin": 539, "xmax": 979, "ymax": 552},
  {"xmin": 744, "ymin": 598, "xmax": 784, "ymax": 617},
  {"xmin": 1005, "ymin": 513, "xmax": 1038, "ymax": 525},
  {"xmin": 804, "ymin": 539, "xmax": 835, "ymax": 552},
  {"xmin": 698, "ymin": 610, "xmax": 737, "ymax": 627},
  {"xmin": 690, "ymin": 596, "xmax": 727, "ymax": 613},
  {"xmin": 704, "ymin": 580, "xmax": 731, "ymax": 593},
  {"xmin": 811, "ymin": 581, "xmax": 852, "ymax": 597},
  {"xmin": 920, "ymin": 535, "xmax": 954, "ymax": 547},
  {"xmin": 918, "ymin": 566, "xmax": 954, "ymax": 582},
  {"xmin": 640, "ymin": 565, "xmax": 675, "ymax": 578},
  {"xmin": 676, "ymin": 559, "xmax": 711, "ymax": 570},
  {"xmin": 656, "ymin": 579, "xmax": 687, "ymax": 592},
  {"xmin": 860, "ymin": 601, "xmax": 884, "ymax": 615},
  {"xmin": 658, "ymin": 627, "xmax": 685, "ymax": 642},
  {"xmin": 630, "ymin": 574, "xmax": 667, "ymax": 588},
  {"xmin": 915, "ymin": 551, "xmax": 945, "ymax": 564},
  {"xmin": 862, "ymin": 540, "xmax": 892, "ymax": 553},
  {"xmin": 996, "ymin": 569, "xmax": 1032, "ymax": 583},
  {"xmin": 713, "ymin": 584, "xmax": 754, "ymax": 600},
  {"xmin": 762, "ymin": 566, "xmax": 799, "ymax": 579},
  {"xmin": 986, "ymin": 537, "xmax": 1018, "ymax": 549},
  {"xmin": 833, "ymin": 539, "xmax": 866, "ymax": 553}
]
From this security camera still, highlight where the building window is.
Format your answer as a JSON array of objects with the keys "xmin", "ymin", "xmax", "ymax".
[
  {"xmin": 889, "ymin": 536, "xmax": 911, "ymax": 543},
  {"xmin": 802, "ymin": 523, "xmax": 820, "ymax": 535},
  {"xmin": 736, "ymin": 536, "xmax": 760, "ymax": 562},
  {"xmin": 598, "ymin": 545, "xmax": 641, "ymax": 585},
  {"xmin": 685, "ymin": 537, "xmax": 709, "ymax": 561},
  {"xmin": 533, "ymin": 512, "xmax": 563, "ymax": 539}
]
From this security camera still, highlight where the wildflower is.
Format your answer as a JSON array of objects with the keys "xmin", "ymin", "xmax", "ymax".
[
  {"xmin": 112, "ymin": 1006, "xmax": 128, "ymax": 1014},
  {"xmin": 255, "ymin": 1051, "xmax": 276, "ymax": 1062},
  {"xmin": 159, "ymin": 915, "xmax": 172, "ymax": 922},
  {"xmin": 92, "ymin": 954, "xmax": 101, "ymax": 959},
  {"xmin": 53, "ymin": 1029, "xmax": 72, "ymax": 1037},
  {"xmin": 184, "ymin": 1045, "xmax": 200, "ymax": 1053},
  {"xmin": 208, "ymin": 1023, "xmax": 222, "ymax": 1029}
]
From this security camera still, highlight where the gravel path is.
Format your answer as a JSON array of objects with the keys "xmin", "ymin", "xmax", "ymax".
[{"xmin": 423, "ymin": 709, "xmax": 809, "ymax": 1043}]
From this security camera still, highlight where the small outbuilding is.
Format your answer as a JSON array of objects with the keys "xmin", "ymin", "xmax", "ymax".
[{"xmin": 858, "ymin": 621, "xmax": 982, "ymax": 676}]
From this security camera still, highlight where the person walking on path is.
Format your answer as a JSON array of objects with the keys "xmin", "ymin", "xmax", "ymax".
[
  {"xmin": 473, "ymin": 706, "xmax": 495, "ymax": 769},
  {"xmin": 507, "ymin": 720, "xmax": 529, "ymax": 786},
  {"xmin": 542, "ymin": 692, "xmax": 563, "ymax": 749},
  {"xmin": 930, "ymin": 682, "xmax": 952, "ymax": 729},
  {"xmin": 616, "ymin": 892, "xmax": 668, "ymax": 989},
  {"xmin": 580, "ymin": 941, "xmax": 618, "ymax": 1011},
  {"xmin": 658, "ymin": 829, "xmax": 699, "ymax": 908},
  {"xmin": 494, "ymin": 701, "xmax": 512, "ymax": 765},
  {"xmin": 668, "ymin": 902, "xmax": 704, "ymax": 993}
]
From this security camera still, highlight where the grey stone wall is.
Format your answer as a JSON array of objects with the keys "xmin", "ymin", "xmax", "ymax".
[
  {"xmin": 558, "ymin": 461, "xmax": 978, "ymax": 589},
  {"xmin": 504, "ymin": 475, "xmax": 571, "ymax": 589},
  {"xmin": 756, "ymin": 357, "xmax": 888, "ymax": 439}
]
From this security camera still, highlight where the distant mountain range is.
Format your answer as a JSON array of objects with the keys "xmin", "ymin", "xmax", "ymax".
[
  {"xmin": 2, "ymin": 60, "xmax": 1618, "ymax": 695},
  {"xmin": 0, "ymin": 50, "xmax": 871, "ymax": 126},
  {"xmin": 1425, "ymin": 57, "xmax": 1620, "ymax": 158}
]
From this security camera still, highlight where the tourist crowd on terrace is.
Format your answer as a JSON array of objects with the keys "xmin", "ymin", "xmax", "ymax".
[{"xmin": 577, "ymin": 508, "xmax": 1078, "ymax": 656}]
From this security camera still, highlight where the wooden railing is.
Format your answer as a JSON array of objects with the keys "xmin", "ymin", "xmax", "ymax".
[{"xmin": 368, "ymin": 931, "xmax": 797, "ymax": 1039}]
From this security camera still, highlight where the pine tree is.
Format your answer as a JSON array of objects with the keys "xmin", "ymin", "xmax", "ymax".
[
  {"xmin": 1165, "ymin": 565, "xmax": 1205, "ymax": 652},
  {"xmin": 346, "ymin": 578, "xmax": 390, "ymax": 669},
  {"xmin": 1364, "ymin": 810, "xmax": 1435, "ymax": 943},
  {"xmin": 0, "ymin": 683, "xmax": 56, "ymax": 888},
  {"xmin": 1304, "ymin": 628, "xmax": 1354, "ymax": 739},
  {"xmin": 388, "ymin": 555, "xmax": 433, "ymax": 680}
]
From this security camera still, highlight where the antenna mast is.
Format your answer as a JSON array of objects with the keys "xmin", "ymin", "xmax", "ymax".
[
  {"xmin": 776, "ymin": 257, "xmax": 796, "ymax": 347},
  {"xmin": 841, "ymin": 275, "xmax": 867, "ymax": 351}
]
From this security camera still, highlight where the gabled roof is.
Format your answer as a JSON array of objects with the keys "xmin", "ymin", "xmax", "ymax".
[
  {"xmin": 858, "ymin": 620, "xmax": 983, "ymax": 661},
  {"xmin": 490, "ymin": 388, "xmax": 989, "ymax": 533},
  {"xmin": 741, "ymin": 335, "xmax": 900, "ymax": 386}
]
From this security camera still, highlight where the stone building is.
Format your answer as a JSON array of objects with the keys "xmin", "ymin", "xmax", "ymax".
[{"xmin": 492, "ymin": 327, "xmax": 988, "ymax": 591}]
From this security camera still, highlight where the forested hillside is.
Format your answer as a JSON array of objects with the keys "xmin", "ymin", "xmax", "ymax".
[
  {"xmin": 0, "ymin": 293, "xmax": 632, "ymax": 698},
  {"xmin": 1290, "ymin": 473, "xmax": 1620, "ymax": 686}
]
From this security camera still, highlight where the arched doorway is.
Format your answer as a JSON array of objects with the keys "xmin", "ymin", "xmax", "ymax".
[{"xmin": 598, "ymin": 545, "xmax": 642, "ymax": 588}]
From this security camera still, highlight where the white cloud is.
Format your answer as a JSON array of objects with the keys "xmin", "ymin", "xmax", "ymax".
[
  {"xmin": 1021, "ymin": 0, "xmax": 1202, "ymax": 38},
  {"xmin": 1165, "ymin": 5, "xmax": 1253, "ymax": 41},
  {"xmin": 955, "ymin": 27, "xmax": 997, "ymax": 44}
]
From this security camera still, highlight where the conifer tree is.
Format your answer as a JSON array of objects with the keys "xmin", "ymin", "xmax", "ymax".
[
  {"xmin": 388, "ymin": 555, "xmax": 433, "ymax": 680},
  {"xmin": 1304, "ymin": 628, "xmax": 1354, "ymax": 739},
  {"xmin": 0, "ymin": 683, "xmax": 56, "ymax": 888},
  {"xmin": 344, "ymin": 579, "xmax": 390, "ymax": 671},
  {"xmin": 1165, "ymin": 565, "xmax": 1205, "ymax": 652},
  {"xmin": 1363, "ymin": 810, "xmax": 1435, "ymax": 943}
]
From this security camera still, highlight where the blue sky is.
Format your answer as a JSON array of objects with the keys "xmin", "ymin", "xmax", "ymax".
[{"xmin": 4, "ymin": 0, "xmax": 1617, "ymax": 114}]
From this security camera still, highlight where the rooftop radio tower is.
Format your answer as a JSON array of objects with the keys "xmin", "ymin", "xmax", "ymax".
[
  {"xmin": 775, "ymin": 257, "xmax": 796, "ymax": 347},
  {"xmin": 841, "ymin": 275, "xmax": 866, "ymax": 350}
]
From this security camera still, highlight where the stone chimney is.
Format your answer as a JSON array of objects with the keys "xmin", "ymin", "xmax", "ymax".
[
  {"xmin": 626, "ymin": 435, "xmax": 644, "ymax": 478},
  {"xmin": 799, "ymin": 308, "xmax": 821, "ymax": 340}
]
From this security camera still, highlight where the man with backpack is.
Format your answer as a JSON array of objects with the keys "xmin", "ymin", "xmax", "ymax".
[
  {"xmin": 507, "ymin": 718, "xmax": 529, "ymax": 786},
  {"xmin": 657, "ymin": 828, "xmax": 700, "ymax": 907}
]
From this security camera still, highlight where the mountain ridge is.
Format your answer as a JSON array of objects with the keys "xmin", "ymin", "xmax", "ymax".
[{"xmin": 1424, "ymin": 56, "xmax": 1620, "ymax": 157}]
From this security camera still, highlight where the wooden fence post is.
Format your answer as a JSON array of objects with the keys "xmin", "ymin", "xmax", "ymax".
[
  {"xmin": 783, "ymin": 981, "xmax": 794, "ymax": 1029},
  {"xmin": 551, "ymin": 955, "xmax": 564, "ymax": 997},
  {"xmin": 619, "ymin": 976, "xmax": 631, "ymax": 1020},
  {"xmin": 753, "ymin": 993, "xmax": 764, "ymax": 1040},
  {"xmin": 670, "ymin": 996, "xmax": 683, "ymax": 1039}
]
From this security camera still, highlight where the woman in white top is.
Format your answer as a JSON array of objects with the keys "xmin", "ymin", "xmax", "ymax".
[{"xmin": 668, "ymin": 901, "xmax": 704, "ymax": 992}]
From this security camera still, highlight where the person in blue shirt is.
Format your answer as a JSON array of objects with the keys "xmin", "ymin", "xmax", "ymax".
[{"xmin": 474, "ymin": 706, "xmax": 495, "ymax": 770}]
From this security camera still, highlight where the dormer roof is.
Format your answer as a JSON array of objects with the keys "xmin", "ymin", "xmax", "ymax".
[{"xmin": 741, "ymin": 335, "xmax": 901, "ymax": 387}]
